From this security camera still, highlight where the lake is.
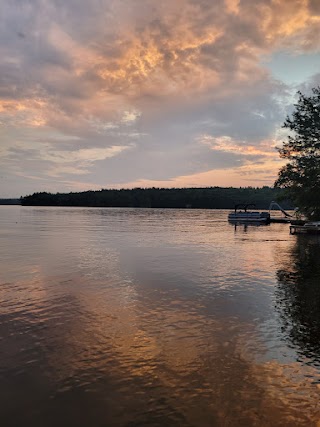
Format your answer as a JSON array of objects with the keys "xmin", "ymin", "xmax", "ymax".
[{"xmin": 1, "ymin": 206, "xmax": 320, "ymax": 426}]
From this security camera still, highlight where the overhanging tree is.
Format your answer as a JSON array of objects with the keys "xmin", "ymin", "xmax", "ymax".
[{"xmin": 275, "ymin": 87, "xmax": 320, "ymax": 220}]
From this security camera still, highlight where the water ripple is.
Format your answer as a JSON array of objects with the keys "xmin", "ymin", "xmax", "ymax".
[{"xmin": 1, "ymin": 207, "xmax": 320, "ymax": 426}]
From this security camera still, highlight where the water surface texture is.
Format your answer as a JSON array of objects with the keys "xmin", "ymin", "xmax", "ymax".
[{"xmin": 1, "ymin": 207, "xmax": 320, "ymax": 427}]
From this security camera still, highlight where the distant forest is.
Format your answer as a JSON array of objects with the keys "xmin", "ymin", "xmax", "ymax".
[
  {"xmin": 21, "ymin": 187, "xmax": 293, "ymax": 209},
  {"xmin": 0, "ymin": 199, "xmax": 21, "ymax": 205}
]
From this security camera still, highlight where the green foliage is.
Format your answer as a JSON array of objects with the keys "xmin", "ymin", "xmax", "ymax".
[
  {"xmin": 21, "ymin": 187, "xmax": 291, "ymax": 209},
  {"xmin": 275, "ymin": 87, "xmax": 320, "ymax": 219}
]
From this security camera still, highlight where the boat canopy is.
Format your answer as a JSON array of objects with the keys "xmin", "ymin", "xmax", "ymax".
[{"xmin": 233, "ymin": 204, "xmax": 256, "ymax": 213}]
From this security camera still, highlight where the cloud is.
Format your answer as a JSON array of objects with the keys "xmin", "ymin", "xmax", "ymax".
[
  {"xmin": 198, "ymin": 134, "xmax": 277, "ymax": 158},
  {"xmin": 0, "ymin": 0, "xmax": 319, "ymax": 195},
  {"xmin": 46, "ymin": 145, "xmax": 132, "ymax": 166}
]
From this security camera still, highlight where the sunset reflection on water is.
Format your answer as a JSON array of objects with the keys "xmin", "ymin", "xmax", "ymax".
[{"xmin": 1, "ymin": 207, "xmax": 320, "ymax": 426}]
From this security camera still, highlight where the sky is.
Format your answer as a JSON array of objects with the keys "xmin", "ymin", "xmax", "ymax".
[{"xmin": 1, "ymin": 0, "xmax": 320, "ymax": 197}]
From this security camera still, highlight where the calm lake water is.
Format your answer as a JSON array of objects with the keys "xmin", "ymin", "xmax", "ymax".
[{"xmin": 1, "ymin": 206, "xmax": 320, "ymax": 427}]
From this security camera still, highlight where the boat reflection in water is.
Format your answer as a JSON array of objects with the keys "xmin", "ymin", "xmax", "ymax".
[{"xmin": 231, "ymin": 221, "xmax": 271, "ymax": 233}]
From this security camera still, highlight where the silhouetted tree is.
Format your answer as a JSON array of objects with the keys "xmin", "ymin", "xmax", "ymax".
[{"xmin": 275, "ymin": 87, "xmax": 320, "ymax": 219}]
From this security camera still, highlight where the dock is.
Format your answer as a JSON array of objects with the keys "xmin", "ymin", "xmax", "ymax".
[
  {"xmin": 290, "ymin": 224, "xmax": 320, "ymax": 235},
  {"xmin": 270, "ymin": 218, "xmax": 291, "ymax": 224}
]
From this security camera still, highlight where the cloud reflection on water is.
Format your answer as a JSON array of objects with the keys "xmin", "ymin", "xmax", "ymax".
[{"xmin": 1, "ymin": 208, "xmax": 320, "ymax": 426}]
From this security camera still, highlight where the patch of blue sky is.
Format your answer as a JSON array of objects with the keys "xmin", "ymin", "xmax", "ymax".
[{"xmin": 263, "ymin": 51, "xmax": 320, "ymax": 85}]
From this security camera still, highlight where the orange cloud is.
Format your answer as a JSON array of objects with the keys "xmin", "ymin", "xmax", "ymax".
[
  {"xmin": 198, "ymin": 134, "xmax": 278, "ymax": 157},
  {"xmin": 2, "ymin": 0, "xmax": 319, "ymax": 129},
  {"xmin": 261, "ymin": 0, "xmax": 320, "ymax": 50}
]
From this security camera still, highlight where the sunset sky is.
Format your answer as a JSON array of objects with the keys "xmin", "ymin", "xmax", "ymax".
[{"xmin": 1, "ymin": 0, "xmax": 320, "ymax": 197}]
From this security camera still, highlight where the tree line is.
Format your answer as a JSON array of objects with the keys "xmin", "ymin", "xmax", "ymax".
[
  {"xmin": 21, "ymin": 187, "xmax": 292, "ymax": 209},
  {"xmin": 0, "ymin": 199, "xmax": 21, "ymax": 205}
]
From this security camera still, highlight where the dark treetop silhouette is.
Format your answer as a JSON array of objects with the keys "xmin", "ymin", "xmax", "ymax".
[{"xmin": 275, "ymin": 87, "xmax": 320, "ymax": 220}]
